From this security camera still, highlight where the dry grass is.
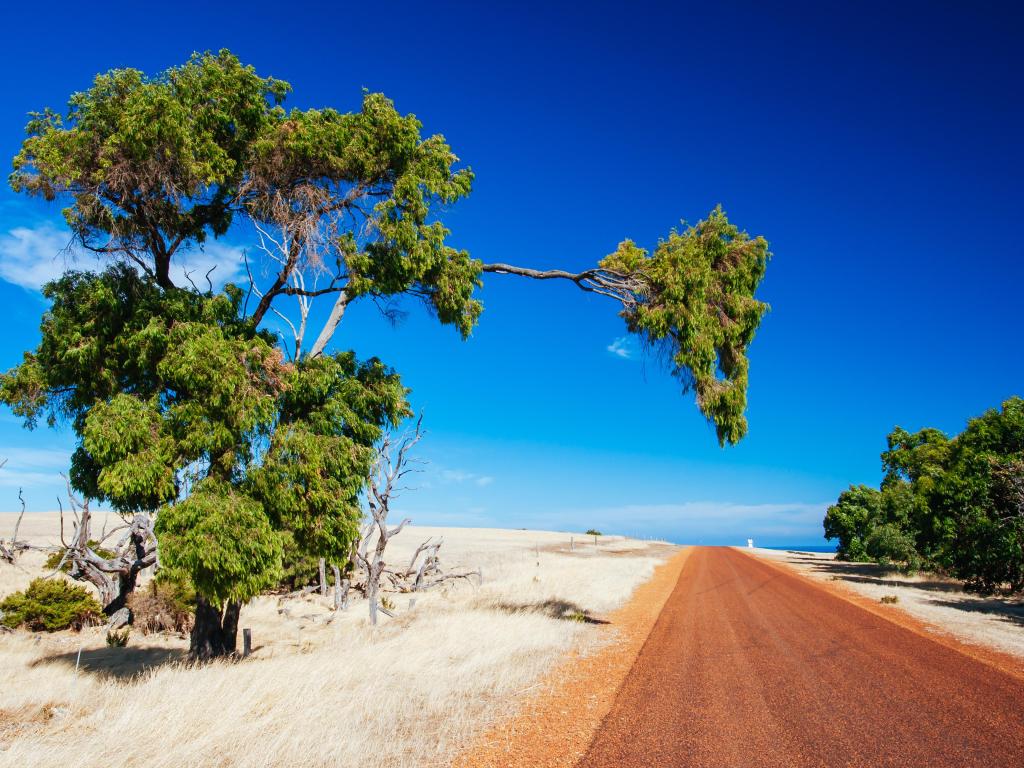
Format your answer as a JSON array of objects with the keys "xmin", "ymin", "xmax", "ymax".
[{"xmin": 0, "ymin": 514, "xmax": 672, "ymax": 767}]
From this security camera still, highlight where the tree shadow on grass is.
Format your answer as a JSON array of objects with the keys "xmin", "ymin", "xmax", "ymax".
[
  {"xmin": 791, "ymin": 556, "xmax": 967, "ymax": 594},
  {"xmin": 490, "ymin": 598, "xmax": 610, "ymax": 625},
  {"xmin": 926, "ymin": 595, "xmax": 1024, "ymax": 628},
  {"xmin": 31, "ymin": 644, "xmax": 187, "ymax": 681}
]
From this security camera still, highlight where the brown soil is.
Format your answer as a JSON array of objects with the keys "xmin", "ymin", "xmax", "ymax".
[{"xmin": 452, "ymin": 547, "xmax": 691, "ymax": 768}]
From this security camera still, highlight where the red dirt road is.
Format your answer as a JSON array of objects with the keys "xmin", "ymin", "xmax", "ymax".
[{"xmin": 579, "ymin": 547, "xmax": 1024, "ymax": 767}]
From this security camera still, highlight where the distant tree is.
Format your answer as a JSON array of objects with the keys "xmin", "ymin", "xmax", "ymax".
[
  {"xmin": 823, "ymin": 484, "xmax": 881, "ymax": 561},
  {"xmin": 2, "ymin": 51, "xmax": 772, "ymax": 658}
]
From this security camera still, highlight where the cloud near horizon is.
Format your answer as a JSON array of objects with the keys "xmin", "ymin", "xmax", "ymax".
[{"xmin": 512, "ymin": 500, "xmax": 830, "ymax": 545}]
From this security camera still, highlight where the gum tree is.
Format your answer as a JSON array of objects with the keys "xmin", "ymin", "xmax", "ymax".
[{"xmin": 2, "ymin": 50, "xmax": 771, "ymax": 659}]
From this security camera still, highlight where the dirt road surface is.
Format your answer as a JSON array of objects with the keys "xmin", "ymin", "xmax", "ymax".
[{"xmin": 580, "ymin": 547, "xmax": 1024, "ymax": 767}]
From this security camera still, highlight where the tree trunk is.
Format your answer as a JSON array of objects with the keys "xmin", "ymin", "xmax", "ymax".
[
  {"xmin": 190, "ymin": 597, "xmax": 242, "ymax": 660},
  {"xmin": 367, "ymin": 561, "xmax": 382, "ymax": 626}
]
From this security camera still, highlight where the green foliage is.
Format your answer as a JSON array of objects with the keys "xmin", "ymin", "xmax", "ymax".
[
  {"xmin": 156, "ymin": 478, "xmax": 283, "ymax": 607},
  {"xmin": 275, "ymin": 531, "xmax": 321, "ymax": 591},
  {"xmin": 0, "ymin": 578, "xmax": 103, "ymax": 631},
  {"xmin": 600, "ymin": 207, "xmax": 770, "ymax": 445},
  {"xmin": 11, "ymin": 50, "xmax": 288, "ymax": 287},
  {"xmin": 939, "ymin": 398, "xmax": 1024, "ymax": 592},
  {"xmin": 823, "ymin": 485, "xmax": 880, "ymax": 562},
  {"xmin": 249, "ymin": 94, "xmax": 481, "ymax": 337},
  {"xmin": 106, "ymin": 627, "xmax": 130, "ymax": 647},
  {"xmin": 864, "ymin": 523, "xmax": 920, "ymax": 569},
  {"xmin": 585, "ymin": 529, "xmax": 602, "ymax": 536},
  {"xmin": 825, "ymin": 397, "xmax": 1024, "ymax": 593},
  {"xmin": 247, "ymin": 352, "xmax": 409, "ymax": 564}
]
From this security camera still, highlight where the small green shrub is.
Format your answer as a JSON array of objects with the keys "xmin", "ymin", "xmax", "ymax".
[
  {"xmin": 566, "ymin": 609, "xmax": 588, "ymax": 623},
  {"xmin": 880, "ymin": 595, "xmax": 899, "ymax": 604},
  {"xmin": 0, "ymin": 579, "xmax": 103, "ymax": 631},
  {"xmin": 44, "ymin": 542, "xmax": 117, "ymax": 572},
  {"xmin": 585, "ymin": 529, "xmax": 602, "ymax": 537},
  {"xmin": 379, "ymin": 595, "xmax": 395, "ymax": 612},
  {"xmin": 106, "ymin": 627, "xmax": 130, "ymax": 647}
]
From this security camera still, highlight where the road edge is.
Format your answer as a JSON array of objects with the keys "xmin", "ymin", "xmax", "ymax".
[
  {"xmin": 451, "ymin": 547, "xmax": 691, "ymax": 768},
  {"xmin": 742, "ymin": 548, "xmax": 1024, "ymax": 682}
]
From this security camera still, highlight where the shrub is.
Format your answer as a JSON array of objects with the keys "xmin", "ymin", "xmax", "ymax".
[
  {"xmin": 585, "ymin": 529, "xmax": 602, "ymax": 536},
  {"xmin": 0, "ymin": 579, "xmax": 103, "ymax": 631},
  {"xmin": 127, "ymin": 577, "xmax": 195, "ymax": 635},
  {"xmin": 865, "ymin": 523, "xmax": 921, "ymax": 569},
  {"xmin": 106, "ymin": 627, "xmax": 130, "ymax": 647}
]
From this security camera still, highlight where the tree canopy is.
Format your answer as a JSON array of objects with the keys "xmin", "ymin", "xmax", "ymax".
[
  {"xmin": 824, "ymin": 397, "xmax": 1024, "ymax": 593},
  {"xmin": 2, "ymin": 50, "xmax": 772, "ymax": 657}
]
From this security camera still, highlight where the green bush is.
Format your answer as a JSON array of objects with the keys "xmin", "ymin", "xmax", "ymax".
[
  {"xmin": 585, "ymin": 529, "xmax": 602, "ymax": 537},
  {"xmin": 0, "ymin": 579, "xmax": 103, "ymax": 631},
  {"xmin": 106, "ymin": 627, "xmax": 130, "ymax": 646},
  {"xmin": 865, "ymin": 523, "xmax": 921, "ymax": 569}
]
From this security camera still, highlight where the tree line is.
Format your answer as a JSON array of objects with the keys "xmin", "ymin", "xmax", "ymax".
[
  {"xmin": 824, "ymin": 397, "xmax": 1024, "ymax": 594},
  {"xmin": 0, "ymin": 51, "xmax": 771, "ymax": 658}
]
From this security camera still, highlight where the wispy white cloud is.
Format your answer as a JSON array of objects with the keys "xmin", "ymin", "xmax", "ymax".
[
  {"xmin": 0, "ymin": 223, "xmax": 84, "ymax": 290},
  {"xmin": 0, "ymin": 447, "xmax": 72, "ymax": 490},
  {"xmin": 440, "ymin": 468, "xmax": 495, "ymax": 488},
  {"xmin": 0, "ymin": 222, "xmax": 245, "ymax": 292},
  {"xmin": 441, "ymin": 469, "xmax": 474, "ymax": 483},
  {"xmin": 606, "ymin": 336, "xmax": 637, "ymax": 360}
]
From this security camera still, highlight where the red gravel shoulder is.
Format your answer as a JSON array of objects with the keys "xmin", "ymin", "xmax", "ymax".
[{"xmin": 453, "ymin": 548, "xmax": 692, "ymax": 768}]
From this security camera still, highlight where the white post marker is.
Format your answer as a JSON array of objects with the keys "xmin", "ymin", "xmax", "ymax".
[{"xmin": 747, "ymin": 538, "xmax": 754, "ymax": 548}]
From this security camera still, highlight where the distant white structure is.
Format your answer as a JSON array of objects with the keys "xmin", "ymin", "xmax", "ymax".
[{"xmin": 747, "ymin": 538, "xmax": 754, "ymax": 548}]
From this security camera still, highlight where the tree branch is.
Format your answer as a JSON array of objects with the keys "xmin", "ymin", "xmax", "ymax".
[{"xmin": 480, "ymin": 262, "xmax": 646, "ymax": 311}]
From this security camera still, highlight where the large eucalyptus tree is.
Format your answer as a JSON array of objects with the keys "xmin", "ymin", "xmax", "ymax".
[{"xmin": 1, "ymin": 50, "xmax": 770, "ymax": 658}]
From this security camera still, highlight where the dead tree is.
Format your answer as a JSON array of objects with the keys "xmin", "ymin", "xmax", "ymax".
[
  {"xmin": 0, "ymin": 487, "xmax": 35, "ymax": 565},
  {"xmin": 355, "ymin": 418, "xmax": 423, "ymax": 624},
  {"xmin": 354, "ymin": 419, "xmax": 481, "ymax": 623},
  {"xmin": 55, "ymin": 480, "xmax": 158, "ymax": 617}
]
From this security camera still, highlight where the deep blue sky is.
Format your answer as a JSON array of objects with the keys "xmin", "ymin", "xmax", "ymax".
[{"xmin": 0, "ymin": 1, "xmax": 1021, "ymax": 544}]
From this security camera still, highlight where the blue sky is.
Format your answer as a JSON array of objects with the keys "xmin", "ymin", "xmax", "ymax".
[{"xmin": 0, "ymin": 1, "xmax": 1021, "ymax": 545}]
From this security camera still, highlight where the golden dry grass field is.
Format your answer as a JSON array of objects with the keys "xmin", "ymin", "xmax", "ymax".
[{"xmin": 0, "ymin": 512, "xmax": 673, "ymax": 768}]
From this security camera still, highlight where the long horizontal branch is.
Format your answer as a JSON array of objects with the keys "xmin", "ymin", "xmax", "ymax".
[{"xmin": 480, "ymin": 262, "xmax": 646, "ymax": 309}]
